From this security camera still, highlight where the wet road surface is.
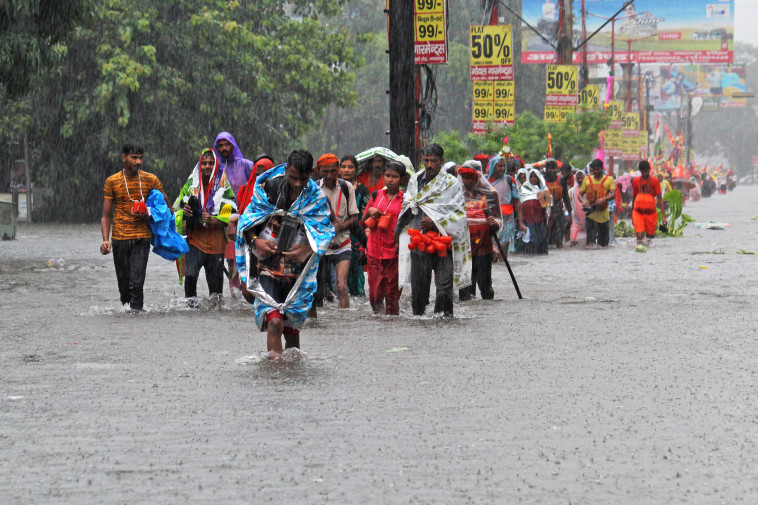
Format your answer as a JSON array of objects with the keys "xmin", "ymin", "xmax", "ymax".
[{"xmin": 2, "ymin": 186, "xmax": 757, "ymax": 504}]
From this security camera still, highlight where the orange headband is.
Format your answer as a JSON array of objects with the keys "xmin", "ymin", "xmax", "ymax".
[{"xmin": 317, "ymin": 153, "xmax": 340, "ymax": 167}]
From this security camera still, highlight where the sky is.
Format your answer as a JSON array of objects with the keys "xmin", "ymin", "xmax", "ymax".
[{"xmin": 734, "ymin": 0, "xmax": 758, "ymax": 46}]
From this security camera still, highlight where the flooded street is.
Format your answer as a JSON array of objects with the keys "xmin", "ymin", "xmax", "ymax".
[{"xmin": 2, "ymin": 186, "xmax": 758, "ymax": 504}]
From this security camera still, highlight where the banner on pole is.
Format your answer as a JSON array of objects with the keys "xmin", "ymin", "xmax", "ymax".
[
  {"xmin": 415, "ymin": 0, "xmax": 447, "ymax": 64},
  {"xmin": 469, "ymin": 25, "xmax": 513, "ymax": 81},
  {"xmin": 472, "ymin": 81, "xmax": 515, "ymax": 134},
  {"xmin": 544, "ymin": 65, "xmax": 577, "ymax": 122}
]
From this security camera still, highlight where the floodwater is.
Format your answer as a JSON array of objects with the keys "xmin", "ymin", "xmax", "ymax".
[{"xmin": 2, "ymin": 186, "xmax": 757, "ymax": 504}]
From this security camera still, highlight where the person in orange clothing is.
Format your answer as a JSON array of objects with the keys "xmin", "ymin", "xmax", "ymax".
[
  {"xmin": 632, "ymin": 160, "xmax": 667, "ymax": 246},
  {"xmin": 356, "ymin": 155, "xmax": 388, "ymax": 194}
]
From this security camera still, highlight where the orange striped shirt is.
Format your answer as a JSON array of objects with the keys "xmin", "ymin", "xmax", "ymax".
[{"xmin": 104, "ymin": 170, "xmax": 164, "ymax": 240}]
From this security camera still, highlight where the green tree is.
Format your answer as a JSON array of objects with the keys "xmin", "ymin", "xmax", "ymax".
[
  {"xmin": 4, "ymin": 0, "xmax": 361, "ymax": 220},
  {"xmin": 0, "ymin": 0, "xmax": 90, "ymax": 98},
  {"xmin": 432, "ymin": 110, "xmax": 609, "ymax": 165}
]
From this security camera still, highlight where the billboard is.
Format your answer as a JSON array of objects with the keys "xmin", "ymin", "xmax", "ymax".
[
  {"xmin": 655, "ymin": 63, "xmax": 747, "ymax": 110},
  {"xmin": 521, "ymin": 0, "xmax": 734, "ymax": 65}
]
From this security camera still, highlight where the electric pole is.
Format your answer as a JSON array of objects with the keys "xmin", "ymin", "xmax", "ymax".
[
  {"xmin": 388, "ymin": 0, "xmax": 416, "ymax": 163},
  {"xmin": 557, "ymin": 0, "xmax": 574, "ymax": 65}
]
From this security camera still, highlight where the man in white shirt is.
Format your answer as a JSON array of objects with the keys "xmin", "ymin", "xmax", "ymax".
[{"xmin": 316, "ymin": 153, "xmax": 359, "ymax": 309}]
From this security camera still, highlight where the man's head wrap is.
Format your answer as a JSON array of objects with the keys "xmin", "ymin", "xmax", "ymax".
[
  {"xmin": 317, "ymin": 153, "xmax": 340, "ymax": 168},
  {"xmin": 460, "ymin": 159, "xmax": 483, "ymax": 173}
]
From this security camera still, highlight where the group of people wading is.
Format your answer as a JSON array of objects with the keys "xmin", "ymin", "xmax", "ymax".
[{"xmin": 100, "ymin": 135, "xmax": 665, "ymax": 359}]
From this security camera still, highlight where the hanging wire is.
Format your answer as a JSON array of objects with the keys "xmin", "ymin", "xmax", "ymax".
[{"xmin": 418, "ymin": 64, "xmax": 438, "ymax": 140}]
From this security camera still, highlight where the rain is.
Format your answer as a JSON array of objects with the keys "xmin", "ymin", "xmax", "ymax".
[{"xmin": 2, "ymin": 1, "xmax": 758, "ymax": 503}]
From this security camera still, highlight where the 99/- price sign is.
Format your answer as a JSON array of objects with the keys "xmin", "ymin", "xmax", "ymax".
[
  {"xmin": 469, "ymin": 25, "xmax": 513, "ymax": 81},
  {"xmin": 473, "ymin": 81, "xmax": 515, "ymax": 134},
  {"xmin": 414, "ymin": 0, "xmax": 447, "ymax": 64}
]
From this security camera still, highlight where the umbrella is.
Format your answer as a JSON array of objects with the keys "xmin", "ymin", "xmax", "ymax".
[
  {"xmin": 355, "ymin": 147, "xmax": 399, "ymax": 164},
  {"xmin": 672, "ymin": 177, "xmax": 696, "ymax": 191},
  {"xmin": 615, "ymin": 172, "xmax": 637, "ymax": 193}
]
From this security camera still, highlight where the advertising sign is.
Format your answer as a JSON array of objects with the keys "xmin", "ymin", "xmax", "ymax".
[
  {"xmin": 520, "ymin": 0, "xmax": 734, "ymax": 64},
  {"xmin": 656, "ymin": 63, "xmax": 747, "ymax": 110},
  {"xmin": 578, "ymin": 85, "xmax": 600, "ymax": 109},
  {"xmin": 469, "ymin": 25, "xmax": 513, "ymax": 81},
  {"xmin": 544, "ymin": 65, "xmax": 577, "ymax": 122},
  {"xmin": 415, "ymin": 0, "xmax": 447, "ymax": 64},
  {"xmin": 473, "ymin": 81, "xmax": 515, "ymax": 134}
]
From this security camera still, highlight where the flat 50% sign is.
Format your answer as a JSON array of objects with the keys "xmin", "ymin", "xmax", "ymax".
[
  {"xmin": 470, "ymin": 25, "xmax": 512, "ymax": 66},
  {"xmin": 546, "ymin": 65, "xmax": 577, "ymax": 95},
  {"xmin": 578, "ymin": 85, "xmax": 599, "ymax": 109}
]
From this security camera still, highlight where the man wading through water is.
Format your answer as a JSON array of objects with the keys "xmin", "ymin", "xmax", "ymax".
[
  {"xmin": 632, "ymin": 160, "xmax": 667, "ymax": 247},
  {"xmin": 316, "ymin": 153, "xmax": 360, "ymax": 309},
  {"xmin": 235, "ymin": 150, "xmax": 334, "ymax": 360},
  {"xmin": 101, "ymin": 141, "xmax": 172, "ymax": 311},
  {"xmin": 395, "ymin": 143, "xmax": 471, "ymax": 317},
  {"xmin": 213, "ymin": 132, "xmax": 255, "ymax": 295},
  {"xmin": 580, "ymin": 158, "xmax": 616, "ymax": 248},
  {"xmin": 174, "ymin": 148, "xmax": 237, "ymax": 306}
]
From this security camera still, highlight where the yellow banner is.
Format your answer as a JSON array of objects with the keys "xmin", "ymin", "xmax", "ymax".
[
  {"xmin": 606, "ymin": 100, "xmax": 624, "ymax": 121},
  {"xmin": 415, "ymin": 0, "xmax": 444, "ymax": 13},
  {"xmin": 470, "ymin": 25, "xmax": 512, "ymax": 67},
  {"xmin": 473, "ymin": 81, "xmax": 515, "ymax": 102},
  {"xmin": 578, "ymin": 85, "xmax": 599, "ymax": 109},
  {"xmin": 415, "ymin": 12, "xmax": 445, "ymax": 42},
  {"xmin": 621, "ymin": 113, "xmax": 640, "ymax": 131},
  {"xmin": 473, "ymin": 100, "xmax": 493, "ymax": 122},
  {"xmin": 544, "ymin": 106, "xmax": 574, "ymax": 123},
  {"xmin": 472, "ymin": 81, "xmax": 515, "ymax": 132},
  {"xmin": 493, "ymin": 81, "xmax": 515, "ymax": 101},
  {"xmin": 493, "ymin": 101, "xmax": 515, "ymax": 122},
  {"xmin": 546, "ymin": 65, "xmax": 577, "ymax": 95}
]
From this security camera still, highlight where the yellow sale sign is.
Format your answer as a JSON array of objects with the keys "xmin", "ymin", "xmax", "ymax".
[
  {"xmin": 546, "ymin": 65, "xmax": 577, "ymax": 96},
  {"xmin": 414, "ymin": 0, "xmax": 447, "ymax": 64},
  {"xmin": 473, "ymin": 81, "xmax": 515, "ymax": 134},
  {"xmin": 470, "ymin": 25, "xmax": 513, "ymax": 81},
  {"xmin": 578, "ymin": 85, "xmax": 599, "ymax": 109}
]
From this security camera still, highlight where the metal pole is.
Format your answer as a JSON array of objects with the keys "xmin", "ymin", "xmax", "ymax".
[
  {"xmin": 23, "ymin": 134, "xmax": 32, "ymax": 224},
  {"xmin": 608, "ymin": 19, "xmax": 615, "ymax": 176},
  {"xmin": 581, "ymin": 0, "xmax": 588, "ymax": 88},
  {"xmin": 686, "ymin": 93, "xmax": 692, "ymax": 165}
]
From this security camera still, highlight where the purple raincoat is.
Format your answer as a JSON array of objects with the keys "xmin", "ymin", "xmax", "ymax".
[{"xmin": 213, "ymin": 132, "xmax": 255, "ymax": 195}]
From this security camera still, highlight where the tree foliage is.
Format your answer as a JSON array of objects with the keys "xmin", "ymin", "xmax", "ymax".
[
  {"xmin": 431, "ymin": 110, "xmax": 609, "ymax": 165},
  {"xmin": 3, "ymin": 0, "xmax": 361, "ymax": 220},
  {"xmin": 0, "ymin": 0, "xmax": 90, "ymax": 98}
]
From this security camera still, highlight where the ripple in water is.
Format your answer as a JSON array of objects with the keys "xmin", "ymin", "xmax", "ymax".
[{"xmin": 236, "ymin": 347, "xmax": 306, "ymax": 364}]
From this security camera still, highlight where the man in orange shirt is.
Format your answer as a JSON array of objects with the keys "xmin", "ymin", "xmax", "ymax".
[
  {"xmin": 632, "ymin": 160, "xmax": 667, "ymax": 246},
  {"xmin": 100, "ymin": 142, "xmax": 170, "ymax": 311}
]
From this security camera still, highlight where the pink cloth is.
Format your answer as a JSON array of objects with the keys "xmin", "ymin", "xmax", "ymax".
[{"xmin": 569, "ymin": 185, "xmax": 586, "ymax": 241}]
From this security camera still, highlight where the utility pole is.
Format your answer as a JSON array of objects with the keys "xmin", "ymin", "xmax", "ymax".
[
  {"xmin": 23, "ymin": 134, "xmax": 32, "ymax": 224},
  {"xmin": 557, "ymin": 0, "xmax": 574, "ymax": 65},
  {"xmin": 685, "ymin": 93, "xmax": 693, "ymax": 165},
  {"xmin": 388, "ymin": 0, "xmax": 416, "ymax": 162}
]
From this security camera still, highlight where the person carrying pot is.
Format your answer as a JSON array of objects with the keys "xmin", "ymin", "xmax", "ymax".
[{"xmin": 362, "ymin": 161, "xmax": 405, "ymax": 315}]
